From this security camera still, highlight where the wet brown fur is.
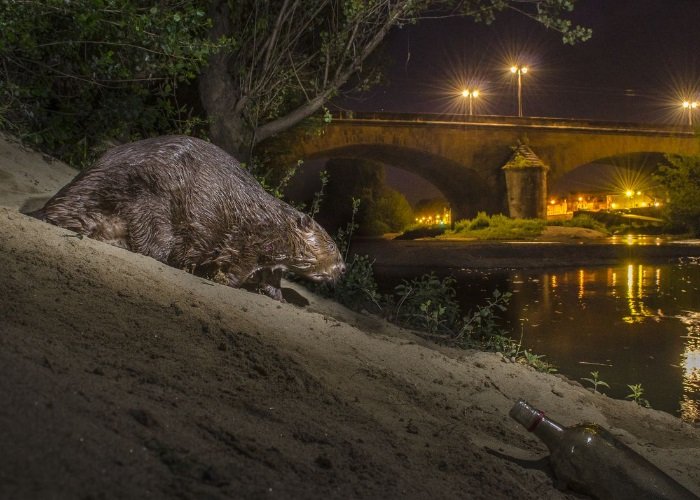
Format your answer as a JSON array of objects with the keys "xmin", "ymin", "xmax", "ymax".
[{"xmin": 32, "ymin": 136, "xmax": 345, "ymax": 300}]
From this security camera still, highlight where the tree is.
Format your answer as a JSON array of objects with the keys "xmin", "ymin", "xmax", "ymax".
[
  {"xmin": 655, "ymin": 154, "xmax": 700, "ymax": 236},
  {"xmin": 0, "ymin": 1, "xmax": 590, "ymax": 163},
  {"xmin": 364, "ymin": 188, "xmax": 414, "ymax": 234},
  {"xmin": 0, "ymin": 0, "xmax": 224, "ymax": 166},
  {"xmin": 200, "ymin": 0, "xmax": 592, "ymax": 157}
]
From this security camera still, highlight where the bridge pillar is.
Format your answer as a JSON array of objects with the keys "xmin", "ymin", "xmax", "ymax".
[{"xmin": 502, "ymin": 145, "xmax": 549, "ymax": 219}]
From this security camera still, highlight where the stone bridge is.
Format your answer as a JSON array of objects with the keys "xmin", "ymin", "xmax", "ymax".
[{"xmin": 285, "ymin": 112, "xmax": 700, "ymax": 219}]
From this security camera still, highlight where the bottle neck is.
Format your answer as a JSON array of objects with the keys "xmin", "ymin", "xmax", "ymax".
[{"xmin": 510, "ymin": 400, "xmax": 564, "ymax": 451}]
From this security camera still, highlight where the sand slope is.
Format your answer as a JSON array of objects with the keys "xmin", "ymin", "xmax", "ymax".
[{"xmin": 1, "ymin": 134, "xmax": 699, "ymax": 499}]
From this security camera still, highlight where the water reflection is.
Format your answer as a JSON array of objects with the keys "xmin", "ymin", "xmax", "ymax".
[
  {"xmin": 677, "ymin": 312, "xmax": 700, "ymax": 422},
  {"xmin": 376, "ymin": 260, "xmax": 700, "ymax": 421},
  {"xmin": 501, "ymin": 263, "xmax": 700, "ymax": 422}
]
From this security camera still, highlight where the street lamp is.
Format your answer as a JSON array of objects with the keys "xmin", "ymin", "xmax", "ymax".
[
  {"xmin": 461, "ymin": 88, "xmax": 479, "ymax": 116},
  {"xmin": 682, "ymin": 100, "xmax": 698, "ymax": 125},
  {"xmin": 510, "ymin": 65, "xmax": 528, "ymax": 117}
]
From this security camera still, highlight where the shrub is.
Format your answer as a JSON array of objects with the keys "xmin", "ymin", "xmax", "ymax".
[
  {"xmin": 392, "ymin": 274, "xmax": 461, "ymax": 333},
  {"xmin": 548, "ymin": 214, "xmax": 608, "ymax": 233},
  {"xmin": 0, "ymin": 1, "xmax": 225, "ymax": 167},
  {"xmin": 325, "ymin": 254, "xmax": 381, "ymax": 312},
  {"xmin": 446, "ymin": 213, "xmax": 545, "ymax": 240}
]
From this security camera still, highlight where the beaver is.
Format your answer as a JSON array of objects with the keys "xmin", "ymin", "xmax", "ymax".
[{"xmin": 31, "ymin": 135, "xmax": 345, "ymax": 301}]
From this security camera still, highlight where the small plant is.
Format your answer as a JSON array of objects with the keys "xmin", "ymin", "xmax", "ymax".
[
  {"xmin": 520, "ymin": 350, "xmax": 557, "ymax": 373},
  {"xmin": 313, "ymin": 197, "xmax": 383, "ymax": 312},
  {"xmin": 626, "ymin": 383, "xmax": 651, "ymax": 407},
  {"xmin": 329, "ymin": 254, "xmax": 381, "ymax": 312},
  {"xmin": 418, "ymin": 300, "xmax": 448, "ymax": 334},
  {"xmin": 581, "ymin": 370, "xmax": 611, "ymax": 394},
  {"xmin": 334, "ymin": 197, "xmax": 361, "ymax": 260},
  {"xmin": 308, "ymin": 170, "xmax": 329, "ymax": 219},
  {"xmin": 458, "ymin": 289, "xmax": 513, "ymax": 343}
]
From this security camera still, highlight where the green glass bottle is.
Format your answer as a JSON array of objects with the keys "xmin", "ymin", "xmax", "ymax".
[{"xmin": 510, "ymin": 399, "xmax": 698, "ymax": 499}]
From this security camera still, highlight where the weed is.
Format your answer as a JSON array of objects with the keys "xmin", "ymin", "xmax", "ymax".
[
  {"xmin": 626, "ymin": 383, "xmax": 651, "ymax": 407},
  {"xmin": 393, "ymin": 274, "xmax": 460, "ymax": 333},
  {"xmin": 520, "ymin": 350, "xmax": 558, "ymax": 373},
  {"xmin": 581, "ymin": 370, "xmax": 611, "ymax": 394},
  {"xmin": 457, "ymin": 289, "xmax": 513, "ymax": 343}
]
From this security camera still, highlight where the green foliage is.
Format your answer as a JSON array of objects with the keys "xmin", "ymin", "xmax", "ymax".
[
  {"xmin": 327, "ymin": 254, "xmax": 382, "ymax": 311},
  {"xmin": 244, "ymin": 158, "xmax": 303, "ymax": 200},
  {"xmin": 548, "ymin": 214, "xmax": 609, "ymax": 234},
  {"xmin": 457, "ymin": 289, "xmax": 512, "ymax": 343},
  {"xmin": 446, "ymin": 213, "xmax": 546, "ymax": 240},
  {"xmin": 626, "ymin": 383, "xmax": 651, "ymax": 408},
  {"xmin": 308, "ymin": 170, "xmax": 330, "ymax": 219},
  {"xmin": 520, "ymin": 350, "xmax": 557, "ymax": 374},
  {"xmin": 654, "ymin": 154, "xmax": 700, "ymax": 236},
  {"xmin": 393, "ymin": 274, "xmax": 461, "ymax": 333},
  {"xmin": 319, "ymin": 159, "xmax": 413, "ymax": 235},
  {"xmin": 464, "ymin": 0, "xmax": 591, "ymax": 45},
  {"xmin": 335, "ymin": 197, "xmax": 362, "ymax": 260},
  {"xmin": 581, "ymin": 371, "xmax": 610, "ymax": 394},
  {"xmin": 0, "ymin": 0, "xmax": 227, "ymax": 166},
  {"xmin": 363, "ymin": 188, "xmax": 414, "ymax": 235}
]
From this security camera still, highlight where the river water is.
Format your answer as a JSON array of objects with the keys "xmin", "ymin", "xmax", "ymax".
[{"xmin": 372, "ymin": 253, "xmax": 700, "ymax": 422}]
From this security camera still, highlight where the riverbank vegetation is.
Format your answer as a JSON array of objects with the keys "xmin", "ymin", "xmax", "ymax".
[
  {"xmin": 309, "ymin": 209, "xmax": 557, "ymax": 373},
  {"xmin": 400, "ymin": 209, "xmax": 686, "ymax": 241},
  {"xmin": 655, "ymin": 154, "xmax": 700, "ymax": 237},
  {"xmin": 443, "ymin": 213, "xmax": 546, "ymax": 240}
]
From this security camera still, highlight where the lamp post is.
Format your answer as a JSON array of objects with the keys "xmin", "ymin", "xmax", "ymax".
[
  {"xmin": 682, "ymin": 100, "xmax": 698, "ymax": 125},
  {"xmin": 510, "ymin": 65, "xmax": 528, "ymax": 117},
  {"xmin": 461, "ymin": 89, "xmax": 479, "ymax": 116}
]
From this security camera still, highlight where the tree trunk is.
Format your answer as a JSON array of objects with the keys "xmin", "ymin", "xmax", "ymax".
[{"xmin": 198, "ymin": 0, "xmax": 251, "ymax": 158}]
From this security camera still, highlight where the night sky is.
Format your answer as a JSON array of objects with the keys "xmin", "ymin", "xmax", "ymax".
[{"xmin": 339, "ymin": 0, "xmax": 700, "ymax": 125}]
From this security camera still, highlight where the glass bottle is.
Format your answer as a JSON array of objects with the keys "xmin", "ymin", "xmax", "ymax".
[{"xmin": 510, "ymin": 399, "xmax": 698, "ymax": 499}]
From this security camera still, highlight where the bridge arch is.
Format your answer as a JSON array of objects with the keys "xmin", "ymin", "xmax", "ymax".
[{"xmin": 300, "ymin": 144, "xmax": 504, "ymax": 220}]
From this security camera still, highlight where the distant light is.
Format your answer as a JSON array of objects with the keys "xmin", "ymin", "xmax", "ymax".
[
  {"xmin": 510, "ymin": 66, "xmax": 517, "ymax": 73},
  {"xmin": 472, "ymin": 90, "xmax": 479, "ymax": 98},
  {"xmin": 521, "ymin": 67, "xmax": 528, "ymax": 74},
  {"xmin": 462, "ymin": 89, "xmax": 469, "ymax": 97},
  {"xmin": 625, "ymin": 190, "xmax": 634, "ymax": 197}
]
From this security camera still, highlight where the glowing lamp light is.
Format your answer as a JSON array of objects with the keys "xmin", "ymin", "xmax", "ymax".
[
  {"xmin": 625, "ymin": 190, "xmax": 634, "ymax": 198},
  {"xmin": 682, "ymin": 100, "xmax": 699, "ymax": 125},
  {"xmin": 510, "ymin": 64, "xmax": 529, "ymax": 117},
  {"xmin": 461, "ymin": 88, "xmax": 480, "ymax": 115}
]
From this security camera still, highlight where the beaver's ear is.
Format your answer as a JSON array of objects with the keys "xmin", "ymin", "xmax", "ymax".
[{"xmin": 297, "ymin": 213, "xmax": 313, "ymax": 229}]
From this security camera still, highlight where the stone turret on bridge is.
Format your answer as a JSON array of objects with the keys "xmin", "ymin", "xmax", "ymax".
[
  {"xmin": 279, "ymin": 112, "xmax": 700, "ymax": 220},
  {"xmin": 502, "ymin": 145, "xmax": 549, "ymax": 219}
]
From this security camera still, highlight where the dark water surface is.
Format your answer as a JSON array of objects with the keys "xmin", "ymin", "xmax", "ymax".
[{"xmin": 372, "ymin": 256, "xmax": 700, "ymax": 422}]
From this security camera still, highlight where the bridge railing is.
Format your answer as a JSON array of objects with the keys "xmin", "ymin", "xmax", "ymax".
[{"xmin": 332, "ymin": 111, "xmax": 695, "ymax": 136}]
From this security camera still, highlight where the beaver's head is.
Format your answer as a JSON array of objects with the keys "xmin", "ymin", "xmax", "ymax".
[{"xmin": 279, "ymin": 213, "xmax": 345, "ymax": 283}]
